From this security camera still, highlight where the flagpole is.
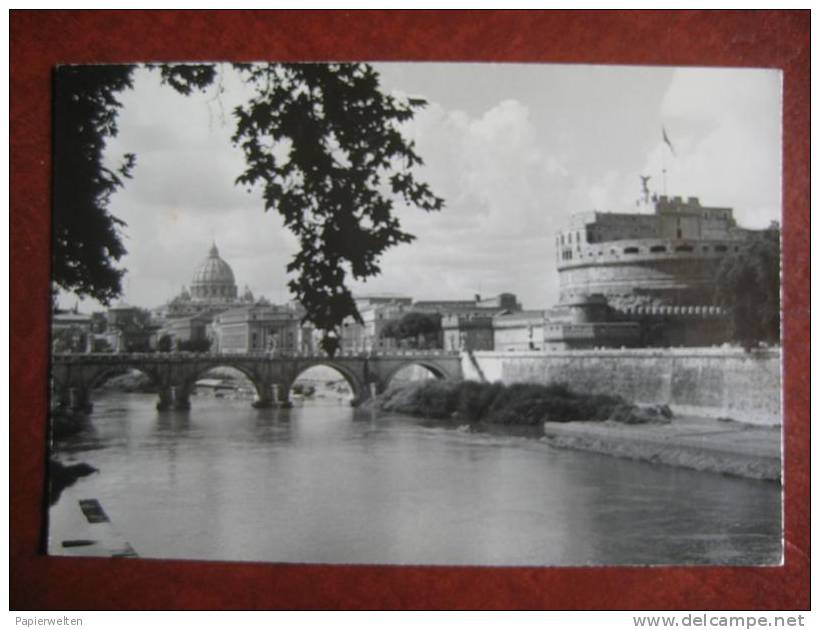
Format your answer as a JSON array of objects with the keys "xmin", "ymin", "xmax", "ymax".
[
  {"xmin": 661, "ymin": 126, "xmax": 675, "ymax": 197},
  {"xmin": 662, "ymin": 147, "xmax": 667, "ymax": 196}
]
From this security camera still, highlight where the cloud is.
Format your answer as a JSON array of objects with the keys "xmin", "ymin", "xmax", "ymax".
[
  {"xmin": 642, "ymin": 68, "xmax": 781, "ymax": 228},
  {"xmin": 350, "ymin": 98, "xmax": 573, "ymax": 307}
]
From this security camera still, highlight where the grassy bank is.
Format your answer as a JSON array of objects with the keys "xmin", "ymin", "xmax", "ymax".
[{"xmin": 377, "ymin": 380, "xmax": 647, "ymax": 426}]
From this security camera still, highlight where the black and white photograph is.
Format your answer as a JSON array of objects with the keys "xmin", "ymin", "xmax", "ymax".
[{"xmin": 48, "ymin": 61, "xmax": 783, "ymax": 567}]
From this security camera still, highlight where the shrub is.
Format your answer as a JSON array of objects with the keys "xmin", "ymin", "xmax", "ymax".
[
  {"xmin": 412, "ymin": 380, "xmax": 458, "ymax": 418},
  {"xmin": 380, "ymin": 379, "xmax": 626, "ymax": 425},
  {"xmin": 455, "ymin": 380, "xmax": 498, "ymax": 419}
]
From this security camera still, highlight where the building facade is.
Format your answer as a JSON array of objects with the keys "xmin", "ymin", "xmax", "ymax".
[
  {"xmin": 442, "ymin": 313, "xmax": 495, "ymax": 351},
  {"xmin": 493, "ymin": 310, "xmax": 546, "ymax": 352},
  {"xmin": 340, "ymin": 293, "xmax": 522, "ymax": 353},
  {"xmin": 338, "ymin": 296, "xmax": 413, "ymax": 353},
  {"xmin": 476, "ymin": 293, "xmax": 522, "ymax": 311},
  {"xmin": 213, "ymin": 304, "xmax": 314, "ymax": 354},
  {"xmin": 161, "ymin": 310, "xmax": 216, "ymax": 346}
]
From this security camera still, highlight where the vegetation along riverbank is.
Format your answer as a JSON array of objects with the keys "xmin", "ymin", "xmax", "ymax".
[
  {"xmin": 374, "ymin": 379, "xmax": 667, "ymax": 426},
  {"xmin": 375, "ymin": 380, "xmax": 779, "ymax": 481}
]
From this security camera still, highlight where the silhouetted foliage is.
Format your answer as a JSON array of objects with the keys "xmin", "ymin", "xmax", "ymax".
[
  {"xmin": 380, "ymin": 320, "xmax": 400, "ymax": 339},
  {"xmin": 124, "ymin": 338, "xmax": 153, "ymax": 353},
  {"xmin": 157, "ymin": 334, "xmax": 174, "ymax": 352},
  {"xmin": 54, "ymin": 63, "xmax": 443, "ymax": 357},
  {"xmin": 110, "ymin": 306, "xmax": 153, "ymax": 333},
  {"xmin": 53, "ymin": 65, "xmax": 135, "ymax": 304},
  {"xmin": 154, "ymin": 63, "xmax": 217, "ymax": 95},
  {"xmin": 53, "ymin": 64, "xmax": 217, "ymax": 304},
  {"xmin": 89, "ymin": 311, "xmax": 108, "ymax": 334},
  {"xmin": 91, "ymin": 337, "xmax": 113, "ymax": 353},
  {"xmin": 176, "ymin": 337, "xmax": 212, "ymax": 353},
  {"xmin": 379, "ymin": 312, "xmax": 442, "ymax": 346},
  {"xmin": 715, "ymin": 228, "xmax": 781, "ymax": 349},
  {"xmin": 48, "ymin": 460, "xmax": 98, "ymax": 506},
  {"xmin": 231, "ymin": 64, "xmax": 444, "ymax": 355},
  {"xmin": 51, "ymin": 325, "xmax": 88, "ymax": 354}
]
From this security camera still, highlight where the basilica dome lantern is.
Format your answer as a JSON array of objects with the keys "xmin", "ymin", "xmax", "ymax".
[{"xmin": 190, "ymin": 242, "xmax": 238, "ymax": 302}]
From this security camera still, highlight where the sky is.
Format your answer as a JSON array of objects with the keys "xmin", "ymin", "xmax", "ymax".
[{"xmin": 58, "ymin": 62, "xmax": 782, "ymax": 313}]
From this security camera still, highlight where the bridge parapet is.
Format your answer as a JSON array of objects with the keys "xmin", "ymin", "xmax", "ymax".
[{"xmin": 53, "ymin": 349, "xmax": 462, "ymax": 362}]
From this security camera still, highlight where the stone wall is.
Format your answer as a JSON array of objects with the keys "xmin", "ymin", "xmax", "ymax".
[{"xmin": 462, "ymin": 348, "xmax": 781, "ymax": 426}]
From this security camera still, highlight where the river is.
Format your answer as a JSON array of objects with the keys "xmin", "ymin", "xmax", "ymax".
[{"xmin": 48, "ymin": 391, "xmax": 782, "ymax": 566}]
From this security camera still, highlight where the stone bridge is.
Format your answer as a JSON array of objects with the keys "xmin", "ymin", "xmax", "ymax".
[{"xmin": 51, "ymin": 351, "xmax": 463, "ymax": 413}]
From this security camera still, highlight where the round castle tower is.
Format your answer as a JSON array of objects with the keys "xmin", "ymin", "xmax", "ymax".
[{"xmin": 554, "ymin": 195, "xmax": 751, "ymax": 313}]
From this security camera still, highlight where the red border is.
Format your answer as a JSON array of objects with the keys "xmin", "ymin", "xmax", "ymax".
[{"xmin": 10, "ymin": 10, "xmax": 810, "ymax": 610}]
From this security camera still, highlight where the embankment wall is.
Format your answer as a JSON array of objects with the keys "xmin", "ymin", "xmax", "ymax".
[{"xmin": 462, "ymin": 348, "xmax": 781, "ymax": 426}]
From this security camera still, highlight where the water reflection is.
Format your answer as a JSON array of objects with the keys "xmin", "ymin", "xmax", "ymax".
[{"xmin": 48, "ymin": 391, "xmax": 782, "ymax": 566}]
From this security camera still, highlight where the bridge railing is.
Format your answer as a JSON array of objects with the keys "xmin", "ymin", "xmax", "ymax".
[{"xmin": 53, "ymin": 348, "xmax": 463, "ymax": 362}]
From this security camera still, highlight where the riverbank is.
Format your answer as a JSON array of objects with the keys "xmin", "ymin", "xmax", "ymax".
[
  {"xmin": 374, "ymin": 381, "xmax": 781, "ymax": 481},
  {"xmin": 542, "ymin": 416, "xmax": 781, "ymax": 481}
]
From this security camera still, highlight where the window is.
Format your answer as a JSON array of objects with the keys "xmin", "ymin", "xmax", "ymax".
[
  {"xmin": 715, "ymin": 245, "xmax": 728, "ymax": 253},
  {"xmin": 675, "ymin": 245, "xmax": 693, "ymax": 252},
  {"xmin": 623, "ymin": 247, "xmax": 639, "ymax": 254},
  {"xmin": 650, "ymin": 245, "xmax": 667, "ymax": 253}
]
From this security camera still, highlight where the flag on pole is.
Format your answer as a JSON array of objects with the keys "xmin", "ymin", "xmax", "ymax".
[{"xmin": 662, "ymin": 126, "xmax": 676, "ymax": 156}]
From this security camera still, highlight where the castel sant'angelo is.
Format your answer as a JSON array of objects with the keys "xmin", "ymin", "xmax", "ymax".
[{"xmin": 544, "ymin": 182, "xmax": 777, "ymax": 349}]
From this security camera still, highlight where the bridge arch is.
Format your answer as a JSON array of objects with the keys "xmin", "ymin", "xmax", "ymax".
[
  {"xmin": 289, "ymin": 360, "xmax": 366, "ymax": 405},
  {"xmin": 380, "ymin": 360, "xmax": 452, "ymax": 392},
  {"xmin": 51, "ymin": 362, "xmax": 164, "ymax": 414},
  {"xmin": 184, "ymin": 362, "xmax": 270, "ymax": 403},
  {"xmin": 88, "ymin": 364, "xmax": 162, "ymax": 392}
]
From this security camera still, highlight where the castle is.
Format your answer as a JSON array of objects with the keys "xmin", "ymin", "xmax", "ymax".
[{"xmin": 544, "ymin": 193, "xmax": 771, "ymax": 349}]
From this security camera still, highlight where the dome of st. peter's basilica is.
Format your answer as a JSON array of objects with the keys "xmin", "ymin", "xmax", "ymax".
[{"xmin": 190, "ymin": 243, "xmax": 238, "ymax": 301}]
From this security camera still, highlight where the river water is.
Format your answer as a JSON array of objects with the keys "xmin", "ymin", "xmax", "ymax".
[{"xmin": 48, "ymin": 391, "xmax": 782, "ymax": 566}]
